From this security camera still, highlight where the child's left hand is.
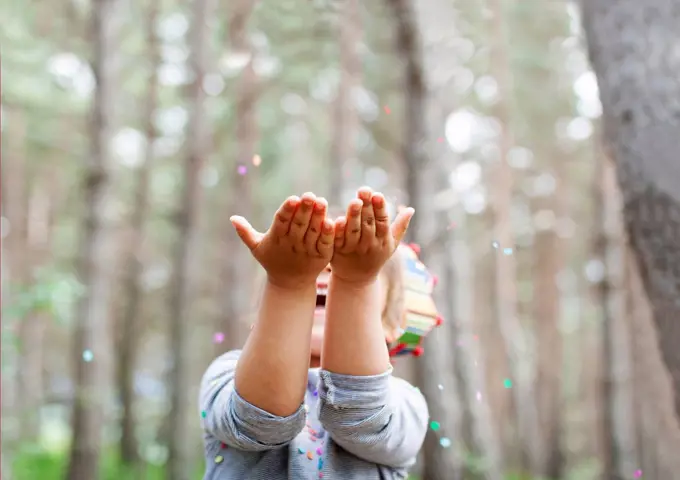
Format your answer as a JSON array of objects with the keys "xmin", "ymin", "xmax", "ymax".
[{"xmin": 330, "ymin": 187, "xmax": 414, "ymax": 285}]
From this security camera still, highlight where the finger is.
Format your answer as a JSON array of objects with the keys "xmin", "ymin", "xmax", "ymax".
[
  {"xmin": 334, "ymin": 216, "xmax": 347, "ymax": 249},
  {"xmin": 390, "ymin": 207, "xmax": 415, "ymax": 245},
  {"xmin": 343, "ymin": 199, "xmax": 363, "ymax": 251},
  {"xmin": 230, "ymin": 216, "xmax": 263, "ymax": 251},
  {"xmin": 289, "ymin": 192, "xmax": 316, "ymax": 242},
  {"xmin": 271, "ymin": 196, "xmax": 300, "ymax": 237},
  {"xmin": 372, "ymin": 193, "xmax": 390, "ymax": 238},
  {"xmin": 317, "ymin": 218, "xmax": 335, "ymax": 257},
  {"xmin": 358, "ymin": 189, "xmax": 376, "ymax": 250},
  {"xmin": 304, "ymin": 197, "xmax": 327, "ymax": 252}
]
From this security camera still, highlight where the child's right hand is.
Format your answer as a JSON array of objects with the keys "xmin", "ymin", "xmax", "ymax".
[{"xmin": 230, "ymin": 193, "xmax": 335, "ymax": 290}]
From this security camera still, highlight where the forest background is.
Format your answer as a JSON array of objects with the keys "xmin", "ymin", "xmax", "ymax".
[{"xmin": 2, "ymin": 0, "xmax": 680, "ymax": 479}]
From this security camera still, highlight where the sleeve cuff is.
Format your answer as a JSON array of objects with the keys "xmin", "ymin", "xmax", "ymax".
[
  {"xmin": 230, "ymin": 389, "xmax": 307, "ymax": 445},
  {"xmin": 318, "ymin": 366, "xmax": 392, "ymax": 409}
]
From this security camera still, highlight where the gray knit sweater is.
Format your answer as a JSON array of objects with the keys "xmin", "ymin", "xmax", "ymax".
[{"xmin": 199, "ymin": 350, "xmax": 429, "ymax": 479}]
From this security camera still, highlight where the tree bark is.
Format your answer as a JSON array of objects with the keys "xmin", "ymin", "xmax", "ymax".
[
  {"xmin": 581, "ymin": 0, "xmax": 680, "ymax": 425},
  {"xmin": 388, "ymin": 0, "xmax": 462, "ymax": 478},
  {"xmin": 66, "ymin": 0, "xmax": 119, "ymax": 477},
  {"xmin": 328, "ymin": 0, "xmax": 362, "ymax": 206},
  {"xmin": 117, "ymin": 0, "xmax": 159, "ymax": 467},
  {"xmin": 487, "ymin": 0, "xmax": 543, "ymax": 472},
  {"xmin": 217, "ymin": 0, "xmax": 258, "ymax": 355},
  {"xmin": 167, "ymin": 0, "xmax": 214, "ymax": 477},
  {"xmin": 597, "ymin": 152, "xmax": 639, "ymax": 479}
]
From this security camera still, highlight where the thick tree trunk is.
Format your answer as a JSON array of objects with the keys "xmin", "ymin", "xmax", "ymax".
[
  {"xmin": 328, "ymin": 0, "xmax": 361, "ymax": 206},
  {"xmin": 117, "ymin": 0, "xmax": 159, "ymax": 467},
  {"xmin": 581, "ymin": 0, "xmax": 680, "ymax": 424},
  {"xmin": 167, "ymin": 0, "xmax": 214, "ymax": 477},
  {"xmin": 487, "ymin": 0, "xmax": 542, "ymax": 472},
  {"xmin": 66, "ymin": 0, "xmax": 119, "ymax": 477}
]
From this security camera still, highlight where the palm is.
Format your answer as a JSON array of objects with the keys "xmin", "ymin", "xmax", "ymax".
[
  {"xmin": 330, "ymin": 189, "xmax": 413, "ymax": 285},
  {"xmin": 230, "ymin": 193, "xmax": 335, "ymax": 290}
]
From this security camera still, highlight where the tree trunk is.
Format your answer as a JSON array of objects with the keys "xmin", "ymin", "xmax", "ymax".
[
  {"xmin": 66, "ymin": 0, "xmax": 119, "ymax": 477},
  {"xmin": 4, "ymin": 111, "xmax": 33, "ymax": 440},
  {"xmin": 167, "ymin": 0, "xmax": 214, "ymax": 477},
  {"xmin": 532, "ymin": 159, "xmax": 566, "ymax": 478},
  {"xmin": 217, "ymin": 0, "xmax": 258, "ymax": 355},
  {"xmin": 388, "ymin": 0, "xmax": 462, "ymax": 478},
  {"xmin": 580, "ymin": 0, "xmax": 680, "ymax": 425},
  {"xmin": 328, "ymin": 0, "xmax": 361, "ymax": 206},
  {"xmin": 597, "ymin": 151, "xmax": 639, "ymax": 479},
  {"xmin": 117, "ymin": 0, "xmax": 159, "ymax": 467},
  {"xmin": 487, "ymin": 0, "xmax": 543, "ymax": 472}
]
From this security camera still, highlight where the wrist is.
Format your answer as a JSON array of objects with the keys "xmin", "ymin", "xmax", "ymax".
[
  {"xmin": 266, "ymin": 275, "xmax": 316, "ymax": 293},
  {"xmin": 329, "ymin": 273, "xmax": 379, "ymax": 290}
]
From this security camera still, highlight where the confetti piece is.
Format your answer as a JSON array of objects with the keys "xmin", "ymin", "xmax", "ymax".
[
  {"xmin": 430, "ymin": 421, "xmax": 440, "ymax": 431},
  {"xmin": 316, "ymin": 447, "xmax": 323, "ymax": 455},
  {"xmin": 213, "ymin": 332, "xmax": 225, "ymax": 344},
  {"xmin": 634, "ymin": 470, "xmax": 642, "ymax": 478},
  {"xmin": 82, "ymin": 350, "xmax": 94, "ymax": 362},
  {"xmin": 437, "ymin": 137, "xmax": 444, "ymax": 143},
  {"xmin": 201, "ymin": 410, "xmax": 207, "ymax": 418},
  {"xmin": 437, "ymin": 384, "xmax": 444, "ymax": 390},
  {"xmin": 214, "ymin": 455, "xmax": 224, "ymax": 464},
  {"xmin": 298, "ymin": 447, "xmax": 305, "ymax": 454},
  {"xmin": 252, "ymin": 154, "xmax": 261, "ymax": 166},
  {"xmin": 237, "ymin": 165, "xmax": 247, "ymax": 175},
  {"xmin": 503, "ymin": 247, "xmax": 513, "ymax": 255},
  {"xmin": 440, "ymin": 437, "xmax": 452, "ymax": 448},
  {"xmin": 384, "ymin": 106, "xmax": 391, "ymax": 114},
  {"xmin": 220, "ymin": 442, "xmax": 227, "ymax": 449},
  {"xmin": 492, "ymin": 241, "xmax": 499, "ymax": 249},
  {"xmin": 304, "ymin": 404, "xmax": 310, "ymax": 413},
  {"xmin": 503, "ymin": 378, "xmax": 513, "ymax": 389},
  {"xmin": 307, "ymin": 451, "xmax": 313, "ymax": 460},
  {"xmin": 476, "ymin": 391, "xmax": 482, "ymax": 401}
]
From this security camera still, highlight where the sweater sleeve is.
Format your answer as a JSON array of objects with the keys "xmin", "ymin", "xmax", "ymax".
[
  {"xmin": 199, "ymin": 350, "xmax": 306, "ymax": 451},
  {"xmin": 317, "ymin": 367, "xmax": 429, "ymax": 468}
]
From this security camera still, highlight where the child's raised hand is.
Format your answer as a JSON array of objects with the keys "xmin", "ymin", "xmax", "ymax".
[
  {"xmin": 330, "ymin": 187, "xmax": 414, "ymax": 285},
  {"xmin": 230, "ymin": 193, "xmax": 335, "ymax": 290}
]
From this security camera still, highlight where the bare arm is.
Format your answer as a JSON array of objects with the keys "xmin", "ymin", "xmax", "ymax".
[
  {"xmin": 321, "ymin": 276, "xmax": 390, "ymax": 375},
  {"xmin": 235, "ymin": 280, "xmax": 315, "ymax": 416}
]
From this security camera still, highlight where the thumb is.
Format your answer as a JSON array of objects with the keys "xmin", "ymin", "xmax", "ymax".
[
  {"xmin": 230, "ymin": 215, "xmax": 263, "ymax": 251},
  {"xmin": 390, "ymin": 207, "xmax": 415, "ymax": 244}
]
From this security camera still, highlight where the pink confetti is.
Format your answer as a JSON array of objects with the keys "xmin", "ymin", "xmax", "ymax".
[
  {"xmin": 634, "ymin": 470, "xmax": 642, "ymax": 478},
  {"xmin": 237, "ymin": 165, "xmax": 247, "ymax": 175},
  {"xmin": 384, "ymin": 106, "xmax": 391, "ymax": 114},
  {"xmin": 437, "ymin": 137, "xmax": 443, "ymax": 142},
  {"xmin": 213, "ymin": 332, "xmax": 225, "ymax": 344}
]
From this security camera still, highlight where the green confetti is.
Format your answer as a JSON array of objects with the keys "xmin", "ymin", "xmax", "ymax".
[
  {"xmin": 201, "ymin": 410, "xmax": 207, "ymax": 418},
  {"xmin": 214, "ymin": 455, "xmax": 223, "ymax": 464},
  {"xmin": 430, "ymin": 421, "xmax": 440, "ymax": 431},
  {"xmin": 503, "ymin": 378, "xmax": 513, "ymax": 389}
]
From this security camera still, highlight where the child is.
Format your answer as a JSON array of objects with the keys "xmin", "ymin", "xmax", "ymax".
[{"xmin": 199, "ymin": 187, "xmax": 439, "ymax": 479}]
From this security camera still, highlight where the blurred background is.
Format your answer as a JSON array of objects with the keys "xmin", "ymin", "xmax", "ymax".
[{"xmin": 3, "ymin": 0, "xmax": 680, "ymax": 479}]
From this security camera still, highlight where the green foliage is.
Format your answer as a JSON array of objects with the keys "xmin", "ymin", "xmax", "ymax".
[{"xmin": 11, "ymin": 445, "xmax": 204, "ymax": 480}]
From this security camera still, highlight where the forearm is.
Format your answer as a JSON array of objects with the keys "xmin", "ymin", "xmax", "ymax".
[
  {"xmin": 321, "ymin": 275, "xmax": 390, "ymax": 375},
  {"xmin": 235, "ymin": 279, "xmax": 315, "ymax": 416}
]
